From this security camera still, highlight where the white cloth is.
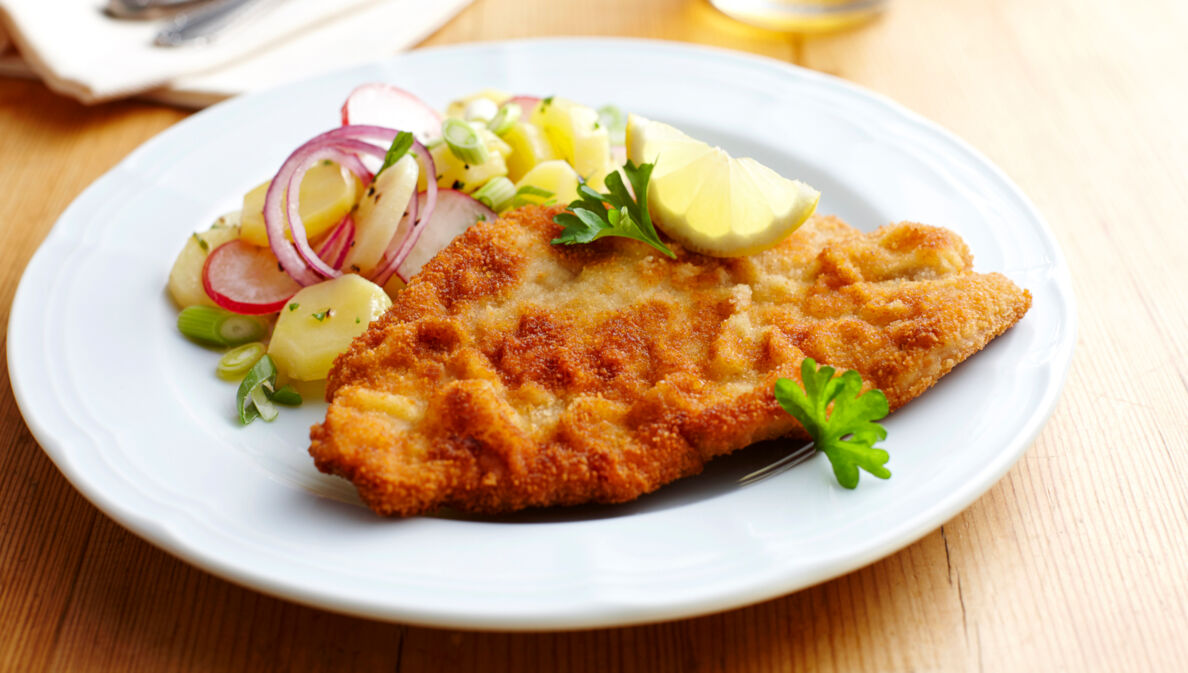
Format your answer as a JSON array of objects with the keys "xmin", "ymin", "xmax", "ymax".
[{"xmin": 0, "ymin": 0, "xmax": 470, "ymax": 106}]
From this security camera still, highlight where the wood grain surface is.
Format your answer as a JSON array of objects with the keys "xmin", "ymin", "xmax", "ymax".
[{"xmin": 1, "ymin": 0, "xmax": 1185, "ymax": 670}]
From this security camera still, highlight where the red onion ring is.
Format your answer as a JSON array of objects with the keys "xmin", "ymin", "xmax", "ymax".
[
  {"xmin": 336, "ymin": 152, "xmax": 373, "ymax": 185},
  {"xmin": 316, "ymin": 214, "xmax": 356, "ymax": 271},
  {"xmin": 284, "ymin": 146, "xmax": 382, "ymax": 279},
  {"xmin": 263, "ymin": 125, "xmax": 437, "ymax": 286}
]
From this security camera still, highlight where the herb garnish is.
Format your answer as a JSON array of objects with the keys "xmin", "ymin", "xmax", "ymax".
[
  {"xmin": 551, "ymin": 160, "xmax": 675, "ymax": 258},
  {"xmin": 774, "ymin": 358, "xmax": 891, "ymax": 488},
  {"xmin": 235, "ymin": 355, "xmax": 302, "ymax": 424},
  {"xmin": 376, "ymin": 131, "xmax": 414, "ymax": 177}
]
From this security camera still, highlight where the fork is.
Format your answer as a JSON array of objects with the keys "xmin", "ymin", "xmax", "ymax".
[
  {"xmin": 737, "ymin": 441, "xmax": 817, "ymax": 486},
  {"xmin": 105, "ymin": 0, "xmax": 217, "ymax": 20},
  {"xmin": 155, "ymin": 0, "xmax": 279, "ymax": 47}
]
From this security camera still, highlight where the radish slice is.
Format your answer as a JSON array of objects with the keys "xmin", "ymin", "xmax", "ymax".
[
  {"xmin": 505, "ymin": 96, "xmax": 542, "ymax": 115},
  {"xmin": 203, "ymin": 239, "xmax": 302, "ymax": 315},
  {"xmin": 395, "ymin": 190, "xmax": 496, "ymax": 281},
  {"xmin": 341, "ymin": 84, "xmax": 442, "ymax": 143}
]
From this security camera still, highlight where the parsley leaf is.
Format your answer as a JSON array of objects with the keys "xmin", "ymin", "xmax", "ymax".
[
  {"xmin": 774, "ymin": 358, "xmax": 891, "ymax": 488},
  {"xmin": 551, "ymin": 160, "xmax": 675, "ymax": 258},
  {"xmin": 376, "ymin": 131, "xmax": 414, "ymax": 177}
]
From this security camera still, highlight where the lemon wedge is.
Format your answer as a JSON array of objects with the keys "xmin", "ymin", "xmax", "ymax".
[{"xmin": 625, "ymin": 115, "xmax": 820, "ymax": 257}]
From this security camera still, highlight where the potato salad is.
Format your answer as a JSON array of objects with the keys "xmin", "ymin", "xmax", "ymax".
[{"xmin": 168, "ymin": 85, "xmax": 626, "ymax": 424}]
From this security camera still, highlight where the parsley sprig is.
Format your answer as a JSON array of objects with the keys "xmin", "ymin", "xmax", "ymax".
[
  {"xmin": 551, "ymin": 160, "xmax": 675, "ymax": 258},
  {"xmin": 774, "ymin": 358, "xmax": 891, "ymax": 488}
]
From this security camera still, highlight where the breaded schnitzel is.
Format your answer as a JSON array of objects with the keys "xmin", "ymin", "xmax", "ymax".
[{"xmin": 310, "ymin": 205, "xmax": 1031, "ymax": 516}]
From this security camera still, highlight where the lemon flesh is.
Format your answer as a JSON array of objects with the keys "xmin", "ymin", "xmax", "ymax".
[
  {"xmin": 625, "ymin": 115, "xmax": 820, "ymax": 257},
  {"xmin": 239, "ymin": 161, "xmax": 358, "ymax": 247}
]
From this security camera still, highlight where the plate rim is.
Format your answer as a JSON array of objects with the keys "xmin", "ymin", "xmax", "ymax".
[{"xmin": 8, "ymin": 37, "xmax": 1077, "ymax": 630}]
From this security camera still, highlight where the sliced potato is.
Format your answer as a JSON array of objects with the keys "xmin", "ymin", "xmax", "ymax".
[
  {"xmin": 167, "ymin": 212, "xmax": 242, "ymax": 308},
  {"xmin": 268, "ymin": 274, "xmax": 392, "ymax": 381},
  {"xmin": 530, "ymin": 97, "xmax": 612, "ymax": 181},
  {"xmin": 239, "ymin": 161, "xmax": 357, "ymax": 247},
  {"xmin": 476, "ymin": 123, "xmax": 513, "ymax": 159},
  {"xmin": 514, "ymin": 160, "xmax": 581, "ymax": 207},
  {"xmin": 502, "ymin": 121, "xmax": 558, "ymax": 182},
  {"xmin": 342, "ymin": 154, "xmax": 418, "ymax": 274},
  {"xmin": 422, "ymin": 139, "xmax": 508, "ymax": 194},
  {"xmin": 444, "ymin": 88, "xmax": 511, "ymax": 119}
]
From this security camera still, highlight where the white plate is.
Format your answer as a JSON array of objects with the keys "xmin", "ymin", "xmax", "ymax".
[{"xmin": 9, "ymin": 39, "xmax": 1075, "ymax": 630}]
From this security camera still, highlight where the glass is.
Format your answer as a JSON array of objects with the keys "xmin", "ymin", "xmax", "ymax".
[{"xmin": 708, "ymin": 0, "xmax": 886, "ymax": 33}]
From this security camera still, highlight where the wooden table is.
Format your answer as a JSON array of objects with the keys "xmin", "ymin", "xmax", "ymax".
[{"xmin": 2, "ymin": 0, "xmax": 1185, "ymax": 670}]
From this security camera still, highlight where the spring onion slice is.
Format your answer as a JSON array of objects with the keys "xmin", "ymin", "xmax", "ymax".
[
  {"xmin": 441, "ymin": 118, "xmax": 489, "ymax": 165},
  {"xmin": 178, "ymin": 306, "xmax": 266, "ymax": 347},
  {"xmin": 250, "ymin": 385, "xmax": 279, "ymax": 422},
  {"xmin": 472, "ymin": 176, "xmax": 516, "ymax": 212},
  {"xmin": 487, "ymin": 103, "xmax": 521, "ymax": 135},
  {"xmin": 236, "ymin": 354, "xmax": 278, "ymax": 425},
  {"xmin": 270, "ymin": 385, "xmax": 303, "ymax": 406},
  {"xmin": 217, "ymin": 342, "xmax": 266, "ymax": 379},
  {"xmin": 511, "ymin": 184, "xmax": 556, "ymax": 208}
]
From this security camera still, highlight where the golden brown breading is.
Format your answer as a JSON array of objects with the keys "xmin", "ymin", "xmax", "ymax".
[{"xmin": 310, "ymin": 206, "xmax": 1031, "ymax": 516}]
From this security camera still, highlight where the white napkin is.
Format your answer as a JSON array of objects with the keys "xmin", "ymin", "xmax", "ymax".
[{"xmin": 0, "ymin": 0, "xmax": 471, "ymax": 106}]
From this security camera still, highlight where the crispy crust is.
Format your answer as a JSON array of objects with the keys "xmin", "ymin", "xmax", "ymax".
[{"xmin": 310, "ymin": 206, "xmax": 1031, "ymax": 516}]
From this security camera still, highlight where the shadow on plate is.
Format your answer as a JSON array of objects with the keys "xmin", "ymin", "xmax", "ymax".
[{"xmin": 435, "ymin": 438, "xmax": 811, "ymax": 525}]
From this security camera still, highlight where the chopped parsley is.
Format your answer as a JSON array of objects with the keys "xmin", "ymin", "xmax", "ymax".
[{"xmin": 774, "ymin": 358, "xmax": 891, "ymax": 488}]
